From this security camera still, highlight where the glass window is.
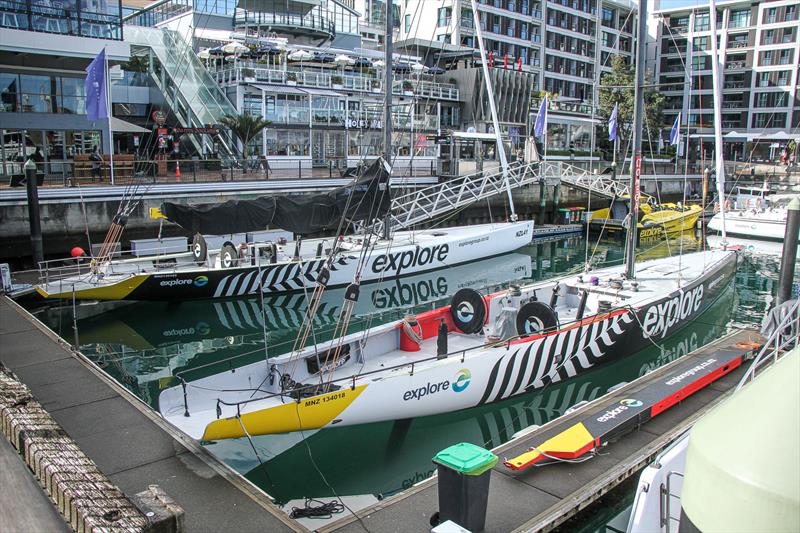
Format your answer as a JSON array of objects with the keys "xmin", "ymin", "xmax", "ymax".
[
  {"xmin": 729, "ymin": 9, "xmax": 750, "ymax": 28},
  {"xmin": 60, "ymin": 76, "xmax": 85, "ymax": 114},
  {"xmin": 694, "ymin": 13, "xmax": 709, "ymax": 31},
  {"xmin": 0, "ymin": 72, "xmax": 19, "ymax": 112},
  {"xmin": 764, "ymin": 7, "xmax": 777, "ymax": 23},
  {"xmin": 19, "ymin": 74, "xmax": 54, "ymax": 113},
  {"xmin": 437, "ymin": 7, "xmax": 451, "ymax": 27},
  {"xmin": 265, "ymin": 129, "xmax": 310, "ymax": 156},
  {"xmin": 404, "ymin": 14, "xmax": 410, "ymax": 32}
]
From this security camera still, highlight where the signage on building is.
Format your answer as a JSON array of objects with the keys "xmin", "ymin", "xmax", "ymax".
[
  {"xmin": 152, "ymin": 110, "xmax": 166, "ymax": 126},
  {"xmin": 172, "ymin": 127, "xmax": 220, "ymax": 135},
  {"xmin": 345, "ymin": 118, "xmax": 383, "ymax": 130},
  {"xmin": 157, "ymin": 128, "xmax": 168, "ymax": 136}
]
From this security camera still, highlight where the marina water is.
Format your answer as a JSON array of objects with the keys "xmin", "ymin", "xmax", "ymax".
[{"xmin": 34, "ymin": 233, "xmax": 791, "ymax": 514}]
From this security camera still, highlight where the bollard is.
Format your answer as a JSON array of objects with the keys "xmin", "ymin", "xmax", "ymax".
[
  {"xmin": 24, "ymin": 159, "xmax": 44, "ymax": 265},
  {"xmin": 777, "ymin": 197, "xmax": 800, "ymax": 305},
  {"xmin": 298, "ymin": 160, "xmax": 302, "ymax": 179},
  {"xmin": 432, "ymin": 442, "xmax": 498, "ymax": 532}
]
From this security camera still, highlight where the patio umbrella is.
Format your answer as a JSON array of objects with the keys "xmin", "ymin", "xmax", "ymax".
[
  {"xmin": 222, "ymin": 41, "xmax": 248, "ymax": 54},
  {"xmin": 428, "ymin": 66, "xmax": 446, "ymax": 75},
  {"xmin": 197, "ymin": 49, "xmax": 211, "ymax": 60},
  {"xmin": 335, "ymin": 54, "xmax": 355, "ymax": 66},
  {"xmin": 373, "ymin": 59, "xmax": 385, "ymax": 68},
  {"xmin": 411, "ymin": 63, "xmax": 426, "ymax": 72},
  {"xmin": 288, "ymin": 49, "xmax": 313, "ymax": 61}
]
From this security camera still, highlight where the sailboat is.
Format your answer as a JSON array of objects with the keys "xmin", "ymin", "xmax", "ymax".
[
  {"xmin": 34, "ymin": 7, "xmax": 534, "ymax": 303},
  {"xmin": 707, "ymin": 183, "xmax": 798, "ymax": 242},
  {"xmin": 157, "ymin": 0, "xmax": 737, "ymax": 441}
]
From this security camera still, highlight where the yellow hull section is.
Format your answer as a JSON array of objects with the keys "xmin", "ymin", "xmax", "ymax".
[
  {"xmin": 36, "ymin": 275, "xmax": 149, "ymax": 301},
  {"xmin": 201, "ymin": 384, "xmax": 369, "ymax": 440}
]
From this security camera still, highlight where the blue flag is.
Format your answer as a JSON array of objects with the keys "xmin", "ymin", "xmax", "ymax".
[
  {"xmin": 669, "ymin": 112, "xmax": 681, "ymax": 146},
  {"xmin": 85, "ymin": 49, "xmax": 108, "ymax": 121},
  {"xmin": 534, "ymin": 95, "xmax": 548, "ymax": 138},
  {"xmin": 608, "ymin": 103, "xmax": 618, "ymax": 141}
]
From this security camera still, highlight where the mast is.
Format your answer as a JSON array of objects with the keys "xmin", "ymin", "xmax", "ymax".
[
  {"xmin": 708, "ymin": 0, "xmax": 728, "ymax": 242},
  {"xmin": 623, "ymin": 0, "xmax": 648, "ymax": 279},
  {"xmin": 470, "ymin": 2, "xmax": 517, "ymax": 220},
  {"xmin": 382, "ymin": 0, "xmax": 393, "ymax": 239},
  {"xmin": 383, "ymin": 0, "xmax": 393, "ymax": 160}
]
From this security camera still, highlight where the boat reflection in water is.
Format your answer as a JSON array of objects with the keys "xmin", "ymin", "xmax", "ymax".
[
  {"xmin": 206, "ymin": 283, "xmax": 735, "ymax": 508},
  {"xmin": 41, "ymin": 252, "xmax": 533, "ymax": 405}
]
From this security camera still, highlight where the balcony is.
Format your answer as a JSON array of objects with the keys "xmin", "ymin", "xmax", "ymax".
[
  {"xmin": 0, "ymin": 0, "xmax": 122, "ymax": 39},
  {"xmin": 213, "ymin": 64, "xmax": 460, "ymax": 101},
  {"xmin": 724, "ymin": 81, "xmax": 745, "ymax": 89},
  {"xmin": 233, "ymin": 11, "xmax": 334, "ymax": 41},
  {"xmin": 728, "ymin": 40, "xmax": 749, "ymax": 49},
  {"xmin": 725, "ymin": 60, "xmax": 746, "ymax": 70}
]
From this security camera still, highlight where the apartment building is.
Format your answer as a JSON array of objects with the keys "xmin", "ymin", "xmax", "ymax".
[
  {"xmin": 654, "ymin": 0, "xmax": 800, "ymax": 162},
  {"xmin": 398, "ymin": 0, "xmax": 637, "ymax": 155}
]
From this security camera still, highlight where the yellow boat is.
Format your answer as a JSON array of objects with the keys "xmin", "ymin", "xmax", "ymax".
[{"xmin": 587, "ymin": 198, "xmax": 702, "ymax": 240}]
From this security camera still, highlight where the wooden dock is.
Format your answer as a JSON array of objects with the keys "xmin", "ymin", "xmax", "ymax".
[{"xmin": 322, "ymin": 328, "xmax": 759, "ymax": 533}]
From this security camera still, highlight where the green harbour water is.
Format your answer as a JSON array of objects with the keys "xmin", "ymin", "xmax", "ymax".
[{"xmin": 35, "ymin": 232, "xmax": 789, "ymax": 521}]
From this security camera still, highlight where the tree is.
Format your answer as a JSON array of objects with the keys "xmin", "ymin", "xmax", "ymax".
[
  {"xmin": 599, "ymin": 55, "xmax": 665, "ymax": 163},
  {"xmin": 219, "ymin": 113, "xmax": 271, "ymax": 173}
]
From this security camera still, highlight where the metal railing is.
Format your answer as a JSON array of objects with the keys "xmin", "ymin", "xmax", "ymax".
[
  {"xmin": 0, "ymin": 0, "xmax": 122, "ymax": 39},
  {"xmin": 379, "ymin": 160, "xmax": 544, "ymax": 232},
  {"xmin": 736, "ymin": 298, "xmax": 799, "ymax": 390}
]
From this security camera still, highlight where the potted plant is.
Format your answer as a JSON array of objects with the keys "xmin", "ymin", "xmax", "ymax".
[
  {"xmin": 286, "ymin": 72, "xmax": 297, "ymax": 86},
  {"xmin": 371, "ymin": 79, "xmax": 381, "ymax": 93},
  {"xmin": 402, "ymin": 80, "xmax": 414, "ymax": 95},
  {"xmin": 242, "ymin": 68, "xmax": 256, "ymax": 82},
  {"xmin": 448, "ymin": 77, "xmax": 457, "ymax": 85},
  {"xmin": 331, "ymin": 74, "xmax": 343, "ymax": 89}
]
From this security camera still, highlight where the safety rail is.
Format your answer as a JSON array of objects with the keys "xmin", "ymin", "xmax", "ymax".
[
  {"xmin": 36, "ymin": 248, "xmax": 195, "ymax": 285},
  {"xmin": 555, "ymin": 164, "xmax": 647, "ymax": 201},
  {"xmin": 736, "ymin": 298, "xmax": 799, "ymax": 390},
  {"xmin": 379, "ymin": 160, "xmax": 552, "ymax": 232}
]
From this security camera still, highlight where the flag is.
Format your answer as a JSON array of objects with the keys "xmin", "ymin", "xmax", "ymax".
[
  {"xmin": 669, "ymin": 112, "xmax": 681, "ymax": 146},
  {"xmin": 85, "ymin": 49, "xmax": 108, "ymax": 121},
  {"xmin": 608, "ymin": 103, "xmax": 618, "ymax": 141},
  {"xmin": 534, "ymin": 95, "xmax": 548, "ymax": 138},
  {"xmin": 488, "ymin": 51, "xmax": 494, "ymax": 68},
  {"xmin": 504, "ymin": 54, "xmax": 508, "ymax": 69},
  {"xmin": 517, "ymin": 57, "xmax": 523, "ymax": 71}
]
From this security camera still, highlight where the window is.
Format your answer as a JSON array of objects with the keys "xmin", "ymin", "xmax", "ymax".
[
  {"xmin": 752, "ymin": 113, "xmax": 774, "ymax": 128},
  {"xmin": 786, "ymin": 5, "xmax": 797, "ymax": 21},
  {"xmin": 762, "ymin": 29, "xmax": 775, "ymax": 44},
  {"xmin": 761, "ymin": 50, "xmax": 774, "ymax": 66},
  {"xmin": 404, "ymin": 14, "xmax": 410, "ymax": 32},
  {"xmin": 778, "ymin": 49, "xmax": 792, "ymax": 65},
  {"xmin": 693, "ymin": 36, "xmax": 708, "ymax": 50},
  {"xmin": 694, "ymin": 12, "xmax": 709, "ymax": 31},
  {"xmin": 783, "ymin": 27, "xmax": 796, "ymax": 43},
  {"xmin": 437, "ymin": 7, "xmax": 451, "ymax": 27},
  {"xmin": 763, "ymin": 7, "xmax": 777, "ymax": 24},
  {"xmin": 729, "ymin": 9, "xmax": 750, "ymax": 28},
  {"xmin": 437, "ymin": 34, "xmax": 451, "ymax": 43},
  {"xmin": 601, "ymin": 8, "xmax": 614, "ymax": 27},
  {"xmin": 777, "ymin": 70, "xmax": 790, "ymax": 86}
]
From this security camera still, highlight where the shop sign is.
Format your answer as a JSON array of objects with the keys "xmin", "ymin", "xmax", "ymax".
[
  {"xmin": 172, "ymin": 127, "xmax": 220, "ymax": 135},
  {"xmin": 346, "ymin": 118, "xmax": 382, "ymax": 130}
]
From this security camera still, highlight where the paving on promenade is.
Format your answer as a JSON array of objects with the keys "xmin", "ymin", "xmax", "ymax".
[
  {"xmin": 322, "ymin": 329, "xmax": 758, "ymax": 533},
  {"xmin": 0, "ymin": 295, "xmax": 304, "ymax": 533}
]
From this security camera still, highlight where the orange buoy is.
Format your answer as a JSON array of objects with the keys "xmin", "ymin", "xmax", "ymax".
[
  {"xmin": 70, "ymin": 246, "xmax": 85, "ymax": 258},
  {"xmin": 175, "ymin": 161, "xmax": 181, "ymax": 180}
]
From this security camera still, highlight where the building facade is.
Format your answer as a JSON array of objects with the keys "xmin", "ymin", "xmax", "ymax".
[
  {"xmin": 0, "ymin": 0, "xmax": 131, "ymax": 181},
  {"xmin": 654, "ymin": 0, "xmax": 800, "ymax": 162},
  {"xmin": 398, "ymin": 0, "xmax": 637, "ymax": 156}
]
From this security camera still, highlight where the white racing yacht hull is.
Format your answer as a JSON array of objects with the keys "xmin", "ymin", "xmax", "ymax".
[
  {"xmin": 36, "ymin": 221, "xmax": 533, "ymax": 301},
  {"xmin": 707, "ymin": 211, "xmax": 792, "ymax": 242},
  {"xmin": 159, "ymin": 249, "xmax": 737, "ymax": 441}
]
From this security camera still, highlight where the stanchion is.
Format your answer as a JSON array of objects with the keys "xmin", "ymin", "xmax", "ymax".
[{"xmin": 777, "ymin": 198, "xmax": 799, "ymax": 305}]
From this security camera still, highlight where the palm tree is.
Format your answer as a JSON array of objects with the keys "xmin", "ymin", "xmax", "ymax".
[{"xmin": 219, "ymin": 113, "xmax": 271, "ymax": 173}]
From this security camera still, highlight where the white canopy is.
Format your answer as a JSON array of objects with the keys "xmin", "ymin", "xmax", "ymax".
[
  {"xmin": 222, "ymin": 41, "xmax": 248, "ymax": 54},
  {"xmin": 334, "ymin": 54, "xmax": 355, "ymax": 65},
  {"xmin": 288, "ymin": 49, "xmax": 313, "ymax": 61}
]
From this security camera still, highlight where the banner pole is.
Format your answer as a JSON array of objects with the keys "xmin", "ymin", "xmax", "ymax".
[{"xmin": 105, "ymin": 46, "xmax": 115, "ymax": 185}]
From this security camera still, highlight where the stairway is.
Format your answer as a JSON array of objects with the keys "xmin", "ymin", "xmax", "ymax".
[{"xmin": 124, "ymin": 26, "xmax": 237, "ymax": 157}]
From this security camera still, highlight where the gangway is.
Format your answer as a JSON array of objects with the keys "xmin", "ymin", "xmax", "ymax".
[
  {"xmin": 553, "ymin": 163, "xmax": 653, "ymax": 202},
  {"xmin": 379, "ymin": 161, "xmax": 615, "ymax": 232},
  {"xmin": 124, "ymin": 26, "xmax": 237, "ymax": 157}
]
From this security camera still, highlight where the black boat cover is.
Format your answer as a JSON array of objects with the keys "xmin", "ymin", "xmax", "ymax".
[{"xmin": 161, "ymin": 158, "xmax": 391, "ymax": 236}]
